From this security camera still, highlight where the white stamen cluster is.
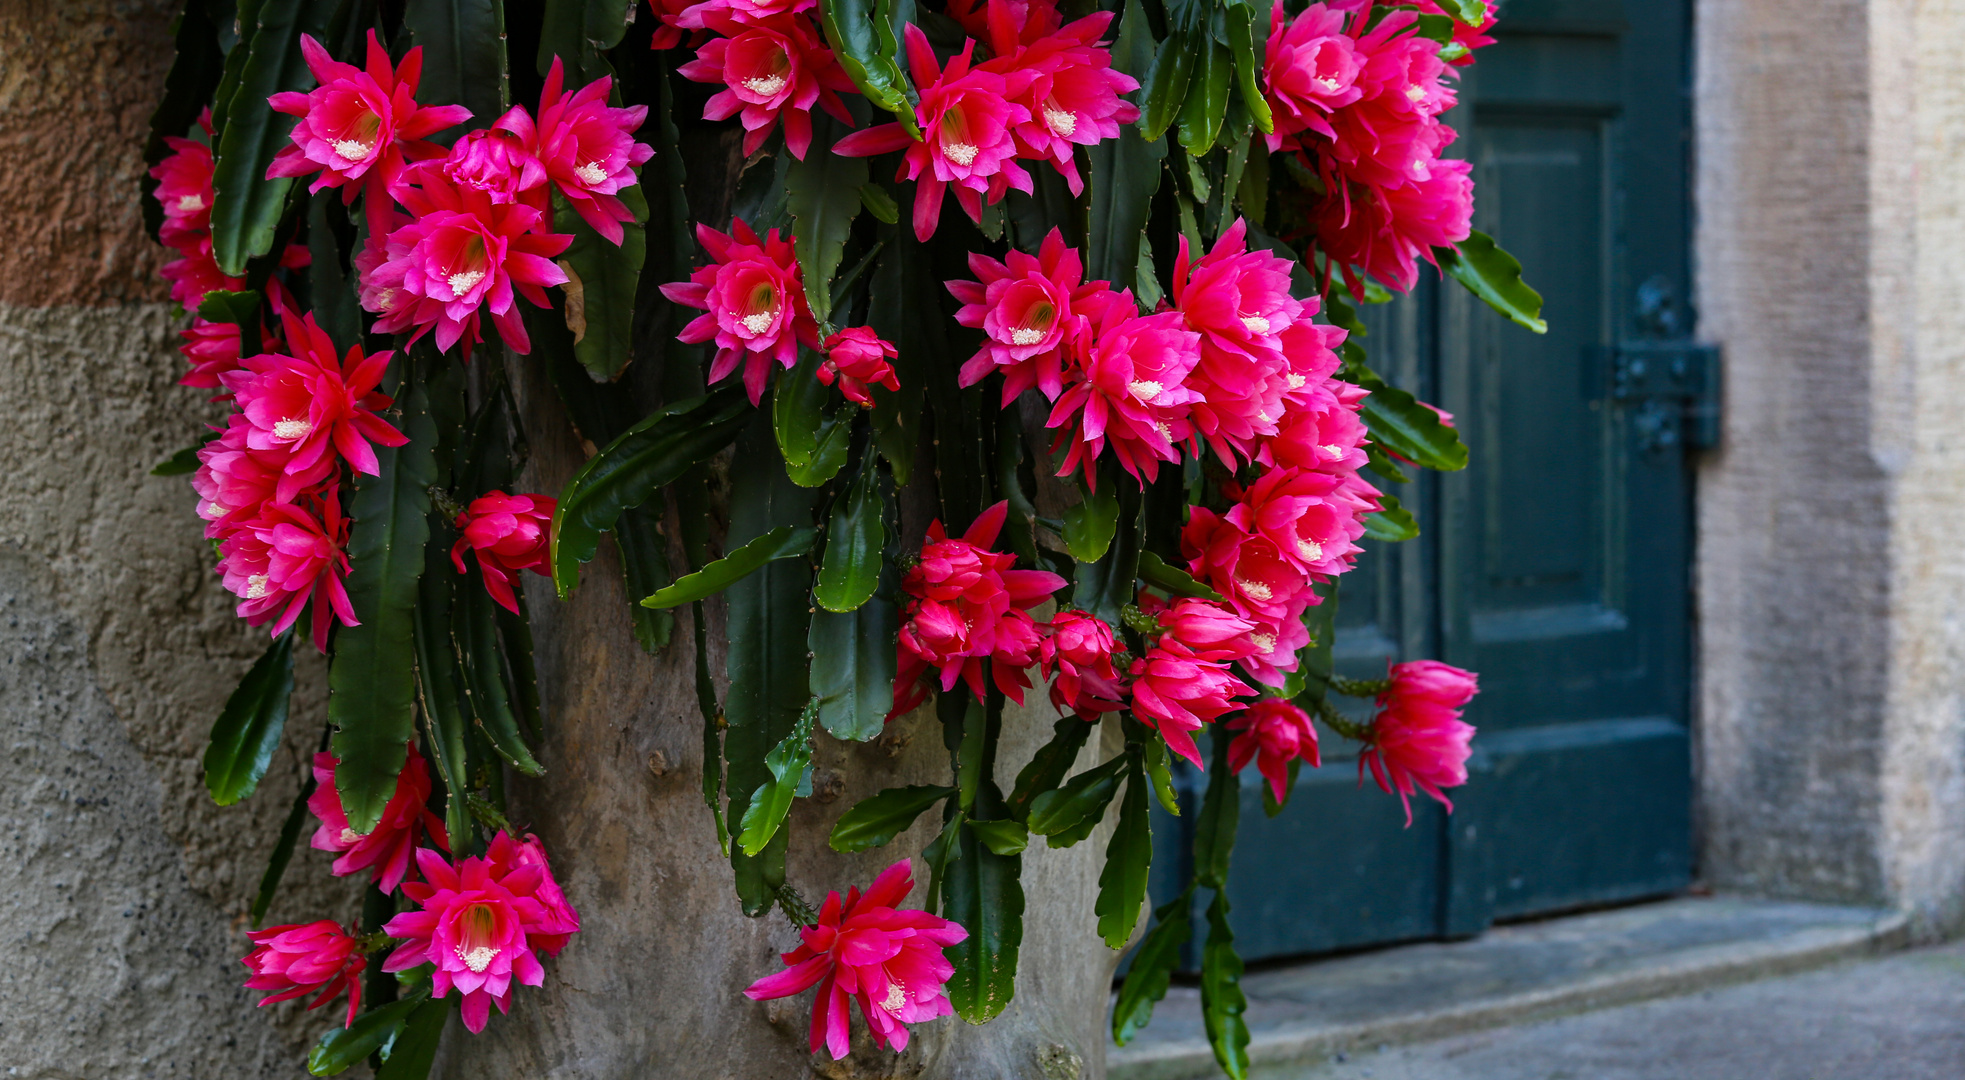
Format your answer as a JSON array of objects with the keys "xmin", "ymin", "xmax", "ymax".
[
  {"xmin": 880, "ymin": 984, "xmax": 907, "ymax": 1012},
  {"xmin": 1298, "ymin": 538, "xmax": 1324, "ymax": 562},
  {"xmin": 1011, "ymin": 327, "xmax": 1047, "ymax": 345},
  {"xmin": 1241, "ymin": 314, "xmax": 1272, "ymax": 335},
  {"xmin": 1129, "ymin": 379, "xmax": 1164, "ymax": 401},
  {"xmin": 942, "ymin": 141, "xmax": 980, "ymax": 167},
  {"xmin": 338, "ymin": 828, "xmax": 362, "ymax": 846},
  {"xmin": 1286, "ymin": 372, "xmax": 1307, "ymax": 389},
  {"xmin": 575, "ymin": 162, "xmax": 608, "ymax": 185},
  {"xmin": 1405, "ymin": 83, "xmax": 1427, "ymax": 104},
  {"xmin": 246, "ymin": 574, "xmax": 270, "ymax": 600},
  {"xmin": 1315, "ymin": 75, "xmax": 1344, "ymax": 93},
  {"xmin": 448, "ymin": 269, "xmax": 487, "ymax": 296},
  {"xmin": 176, "ymin": 194, "xmax": 205, "ymax": 212},
  {"xmin": 741, "ymin": 311, "xmax": 777, "ymax": 334},
  {"xmin": 1237, "ymin": 578, "xmax": 1274, "ymax": 602},
  {"xmin": 1042, "ymin": 105, "xmax": 1077, "ymax": 137},
  {"xmin": 456, "ymin": 945, "xmax": 499, "ymax": 973},
  {"xmin": 273, "ymin": 418, "xmax": 313, "ymax": 440},
  {"xmin": 332, "ymin": 139, "xmax": 376, "ymax": 162},
  {"xmin": 743, "ymin": 73, "xmax": 788, "ymax": 98},
  {"xmin": 1250, "ymin": 632, "xmax": 1277, "ymax": 654}
]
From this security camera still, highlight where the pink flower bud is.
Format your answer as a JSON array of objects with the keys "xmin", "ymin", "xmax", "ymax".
[
  {"xmin": 241, "ymin": 920, "xmax": 366, "ymax": 1028},
  {"xmin": 451, "ymin": 492, "xmax": 557, "ymax": 614},
  {"xmin": 817, "ymin": 326, "xmax": 900, "ymax": 406}
]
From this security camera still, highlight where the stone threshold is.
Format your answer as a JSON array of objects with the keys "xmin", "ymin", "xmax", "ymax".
[{"xmin": 1107, "ymin": 896, "xmax": 1911, "ymax": 1080}]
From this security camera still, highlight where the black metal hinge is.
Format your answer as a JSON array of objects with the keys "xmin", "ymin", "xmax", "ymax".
[{"xmin": 1585, "ymin": 342, "xmax": 1722, "ymax": 452}]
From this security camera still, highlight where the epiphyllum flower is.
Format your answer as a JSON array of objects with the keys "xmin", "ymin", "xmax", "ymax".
[
  {"xmin": 364, "ymin": 165, "xmax": 573, "ymax": 356},
  {"xmin": 980, "ymin": 8, "xmax": 1141, "ymax": 194},
  {"xmin": 384, "ymin": 832, "xmax": 580, "ymax": 1034},
  {"xmin": 221, "ymin": 309, "xmax": 406, "ymax": 501},
  {"xmin": 817, "ymin": 327, "xmax": 900, "ymax": 406},
  {"xmin": 1227, "ymin": 466, "xmax": 1374, "ymax": 579},
  {"xmin": 1261, "ymin": 380, "xmax": 1367, "ymax": 474},
  {"xmin": 267, "ymin": 31, "xmax": 472, "ymax": 235},
  {"xmin": 660, "ymin": 218, "xmax": 819, "ymax": 404},
  {"xmin": 193, "ymin": 415, "xmax": 283, "ymax": 538},
  {"xmin": 1362, "ymin": 660, "xmax": 1479, "ymax": 823},
  {"xmin": 950, "ymin": 228, "xmax": 1103, "ymax": 403},
  {"xmin": 218, "ymin": 488, "xmax": 358, "ymax": 642},
  {"xmin": 890, "ymin": 502, "xmax": 1067, "ymax": 717},
  {"xmin": 150, "ymin": 123, "xmax": 214, "ymax": 249},
  {"xmin": 1041, "ymin": 608, "xmax": 1126, "ymax": 719},
  {"xmin": 307, "ymin": 743, "xmax": 449, "ymax": 894},
  {"xmin": 1227, "ymin": 698, "xmax": 1322, "ymax": 803},
  {"xmin": 451, "ymin": 491, "xmax": 556, "ymax": 614},
  {"xmin": 443, "ymin": 125, "xmax": 547, "ymax": 205},
  {"xmin": 160, "ymin": 234, "xmax": 247, "ymax": 313},
  {"xmin": 1263, "ymin": 0, "xmax": 1363, "ymax": 149},
  {"xmin": 488, "ymin": 834, "xmax": 581, "ymax": 957},
  {"xmin": 517, "ymin": 58, "xmax": 657, "ymax": 243},
  {"xmin": 835, "ymin": 26, "xmax": 1036, "ymax": 241},
  {"xmin": 1155, "ymin": 597, "xmax": 1259, "ymax": 662},
  {"xmin": 1237, "ymin": 603, "xmax": 1315, "ymax": 688},
  {"xmin": 744, "ymin": 859, "xmax": 967, "ymax": 1060},
  {"xmin": 678, "ymin": 12, "xmax": 854, "ymax": 160},
  {"xmin": 1182, "ymin": 505, "xmax": 1311, "ymax": 620},
  {"xmin": 240, "ymin": 920, "xmax": 366, "ymax": 1028},
  {"xmin": 1171, "ymin": 220, "xmax": 1302, "ymax": 466},
  {"xmin": 1315, "ymin": 159, "xmax": 1474, "ymax": 293},
  {"xmin": 1128, "ymin": 640, "xmax": 1254, "ymax": 766},
  {"xmin": 1047, "ymin": 304, "xmax": 1202, "ymax": 488},
  {"xmin": 648, "ymin": 0, "xmax": 708, "ymax": 49}
]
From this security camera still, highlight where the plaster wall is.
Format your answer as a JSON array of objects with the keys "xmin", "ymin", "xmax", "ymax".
[{"xmin": 1695, "ymin": 0, "xmax": 1965, "ymax": 931}]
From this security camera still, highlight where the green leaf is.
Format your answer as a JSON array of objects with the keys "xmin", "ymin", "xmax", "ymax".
[
  {"xmin": 1177, "ymin": 36, "xmax": 1233, "ymax": 155},
  {"xmin": 1201, "ymin": 889, "xmax": 1252, "ymax": 1080},
  {"xmin": 1089, "ymin": 0, "xmax": 1167, "ymax": 287},
  {"xmin": 772, "ymin": 348, "xmax": 852, "ymax": 487},
  {"xmin": 816, "ymin": 446, "xmax": 886, "ymax": 611},
  {"xmin": 1112, "ymin": 889, "xmax": 1193, "ymax": 1046},
  {"xmin": 859, "ymin": 182, "xmax": 900, "ymax": 224},
  {"xmin": 785, "ymin": 111, "xmax": 868, "ymax": 328},
  {"xmin": 208, "ymin": 0, "xmax": 330, "ymax": 275},
  {"xmin": 972, "ymin": 818, "xmax": 1030, "ymax": 856},
  {"xmin": 829, "ymin": 784, "xmax": 954, "ymax": 852},
  {"xmin": 1353, "ymin": 373, "xmax": 1468, "ymax": 472},
  {"xmin": 818, "ymin": 0, "xmax": 921, "ymax": 136},
  {"xmin": 1142, "ymin": 735, "xmax": 1181, "ymax": 816},
  {"xmin": 142, "ymin": 0, "xmax": 228, "ymax": 241},
  {"xmin": 1363, "ymin": 493, "xmax": 1420, "ymax": 542},
  {"xmin": 1222, "ymin": 2, "xmax": 1273, "ymax": 134},
  {"xmin": 414, "ymin": 519, "xmax": 473, "ymax": 845},
  {"xmin": 402, "ymin": 0, "xmax": 505, "ymax": 140},
  {"xmin": 307, "ymin": 992, "xmax": 429, "ymax": 1076},
  {"xmin": 1027, "ymin": 754, "xmax": 1129, "ymax": 847},
  {"xmin": 1438, "ymin": 0, "xmax": 1491, "ymax": 27},
  {"xmin": 538, "ymin": 0, "xmax": 633, "ymax": 84},
  {"xmin": 1193, "ymin": 723, "xmax": 1241, "ymax": 889},
  {"xmin": 554, "ymin": 184, "xmax": 647, "ymax": 379},
  {"xmin": 498, "ymin": 594, "xmax": 542, "ymax": 741},
  {"xmin": 1006, "ymin": 715, "xmax": 1094, "ymax": 823},
  {"xmin": 1069, "ymin": 465, "xmax": 1144, "ymax": 627},
  {"xmin": 373, "ymin": 996, "xmax": 451, "ymax": 1080},
  {"xmin": 1412, "ymin": 12, "xmax": 1456, "ymax": 45},
  {"xmin": 250, "ymin": 737, "xmax": 318, "ymax": 926},
  {"xmin": 865, "ymin": 223, "xmax": 931, "ymax": 484},
  {"xmin": 203, "ymin": 629, "xmax": 294, "ymax": 805},
  {"xmin": 151, "ymin": 430, "xmax": 223, "ymax": 476},
  {"xmin": 1438, "ymin": 229, "xmax": 1548, "ymax": 334},
  {"xmin": 1141, "ymin": 28, "xmax": 1198, "ymax": 143},
  {"xmin": 1137, "ymin": 550, "xmax": 1224, "ymax": 601},
  {"xmin": 1095, "ymin": 761, "xmax": 1152, "ymax": 948},
  {"xmin": 941, "ymin": 810, "xmax": 1025, "ymax": 1023},
  {"xmin": 693, "ymin": 600, "xmax": 728, "ymax": 856},
  {"xmin": 1061, "ymin": 477, "xmax": 1119, "ymax": 563},
  {"xmin": 549, "ymin": 387, "xmax": 751, "ymax": 596},
  {"xmin": 456, "ymin": 566, "xmax": 544, "ymax": 776},
  {"xmin": 196, "ymin": 289, "xmax": 263, "ymax": 356},
  {"xmin": 640, "ymin": 525, "xmax": 818, "ymax": 609},
  {"xmin": 329, "ymin": 362, "xmax": 437, "ymax": 834},
  {"xmin": 736, "ymin": 698, "xmax": 817, "ymax": 856}
]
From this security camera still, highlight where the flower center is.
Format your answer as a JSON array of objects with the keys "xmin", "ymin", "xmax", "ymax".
[
  {"xmin": 176, "ymin": 194, "xmax": 205, "ymax": 212},
  {"xmin": 338, "ymin": 828, "xmax": 361, "ymax": 845},
  {"xmin": 1041, "ymin": 101, "xmax": 1076, "ymax": 137},
  {"xmin": 1251, "ymin": 632, "xmax": 1277, "ymax": 653},
  {"xmin": 448, "ymin": 269, "xmax": 487, "ymax": 296},
  {"xmin": 1011, "ymin": 300, "xmax": 1056, "ymax": 345},
  {"xmin": 1315, "ymin": 75, "xmax": 1343, "ymax": 93},
  {"xmin": 447, "ymin": 234, "xmax": 490, "ymax": 298},
  {"xmin": 742, "ymin": 72, "xmax": 788, "ymax": 97},
  {"xmin": 940, "ymin": 106, "xmax": 980, "ymax": 166},
  {"xmin": 574, "ymin": 161, "xmax": 607, "ymax": 185},
  {"xmin": 1406, "ymin": 83, "xmax": 1428, "ymax": 104},
  {"xmin": 455, "ymin": 903, "xmax": 502, "ymax": 973},
  {"xmin": 1320, "ymin": 442, "xmax": 1344, "ymax": 458},
  {"xmin": 246, "ymin": 574, "xmax": 270, "ymax": 599},
  {"xmin": 1237, "ymin": 577, "xmax": 1274, "ymax": 602},
  {"xmin": 1128, "ymin": 379, "xmax": 1163, "ymax": 401},
  {"xmin": 333, "ymin": 139, "xmax": 375, "ymax": 161},
  {"xmin": 943, "ymin": 141, "xmax": 979, "ymax": 166},
  {"xmin": 1298, "ymin": 537, "xmax": 1324, "ymax": 561},
  {"xmin": 273, "ymin": 418, "xmax": 313, "ymax": 440},
  {"xmin": 880, "ymin": 983, "xmax": 907, "ymax": 1012},
  {"xmin": 331, "ymin": 110, "xmax": 384, "ymax": 163},
  {"xmin": 1286, "ymin": 373, "xmax": 1307, "ymax": 389},
  {"xmin": 740, "ymin": 281, "xmax": 779, "ymax": 335},
  {"xmin": 1241, "ymin": 314, "xmax": 1272, "ymax": 335}
]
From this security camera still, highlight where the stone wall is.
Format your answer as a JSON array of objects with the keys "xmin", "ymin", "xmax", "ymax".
[{"xmin": 1695, "ymin": 0, "xmax": 1965, "ymax": 934}]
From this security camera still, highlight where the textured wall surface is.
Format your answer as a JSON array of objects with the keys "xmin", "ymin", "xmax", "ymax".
[{"xmin": 1696, "ymin": 0, "xmax": 1965, "ymax": 931}]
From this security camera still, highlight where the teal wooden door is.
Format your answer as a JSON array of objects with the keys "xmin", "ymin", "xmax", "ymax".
[{"xmin": 1156, "ymin": 0, "xmax": 1699, "ymax": 959}]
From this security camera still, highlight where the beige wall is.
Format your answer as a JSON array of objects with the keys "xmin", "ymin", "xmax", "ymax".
[{"xmin": 1696, "ymin": 0, "xmax": 1965, "ymax": 933}]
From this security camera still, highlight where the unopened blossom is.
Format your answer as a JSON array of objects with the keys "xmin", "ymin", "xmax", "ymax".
[
  {"xmin": 218, "ymin": 488, "xmax": 358, "ymax": 643},
  {"xmin": 451, "ymin": 492, "xmax": 556, "ymax": 614},
  {"xmin": 221, "ymin": 309, "xmax": 406, "ymax": 501},
  {"xmin": 383, "ymin": 832, "xmax": 580, "ymax": 1033},
  {"xmin": 1227, "ymin": 698, "xmax": 1322, "ymax": 803},
  {"xmin": 240, "ymin": 920, "xmax": 366, "ymax": 1027},
  {"xmin": 678, "ymin": 12, "xmax": 855, "ymax": 160},
  {"xmin": 1128, "ymin": 640, "xmax": 1254, "ymax": 766},
  {"xmin": 443, "ymin": 125, "xmax": 547, "ymax": 204},
  {"xmin": 660, "ymin": 218, "xmax": 819, "ymax": 404},
  {"xmin": 267, "ymin": 31, "xmax": 472, "ymax": 235},
  {"xmin": 1263, "ymin": 1, "xmax": 1363, "ymax": 149},
  {"xmin": 1155, "ymin": 597, "xmax": 1259, "ymax": 663},
  {"xmin": 980, "ymin": 9, "xmax": 1140, "ymax": 194},
  {"xmin": 744, "ymin": 859, "xmax": 967, "ymax": 1060},
  {"xmin": 364, "ymin": 164, "xmax": 573, "ymax": 356},
  {"xmin": 835, "ymin": 25, "xmax": 1037, "ymax": 240},
  {"xmin": 1047, "ymin": 304, "xmax": 1202, "ymax": 488},
  {"xmin": 1041, "ymin": 608, "xmax": 1126, "ymax": 719},
  {"xmin": 648, "ymin": 0, "xmax": 709, "ymax": 49},
  {"xmin": 519, "ymin": 58, "xmax": 656, "ymax": 242},
  {"xmin": 891, "ymin": 501, "xmax": 1066, "ymax": 717},
  {"xmin": 817, "ymin": 327, "xmax": 900, "ymax": 406},
  {"xmin": 1362, "ymin": 659, "xmax": 1478, "ymax": 823},
  {"xmin": 950, "ymin": 228, "xmax": 1105, "ymax": 403},
  {"xmin": 178, "ymin": 318, "xmax": 246, "ymax": 389},
  {"xmin": 1227, "ymin": 466, "xmax": 1374, "ymax": 579},
  {"xmin": 307, "ymin": 742, "xmax": 449, "ymax": 894},
  {"xmin": 1170, "ymin": 220, "xmax": 1304, "ymax": 466},
  {"xmin": 1182, "ymin": 506, "xmax": 1311, "ymax": 620}
]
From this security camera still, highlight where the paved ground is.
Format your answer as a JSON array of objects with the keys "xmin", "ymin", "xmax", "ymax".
[{"xmin": 1263, "ymin": 939, "xmax": 1965, "ymax": 1080}]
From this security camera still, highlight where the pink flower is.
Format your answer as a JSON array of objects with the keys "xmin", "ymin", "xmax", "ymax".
[
  {"xmin": 648, "ymin": 0, "xmax": 710, "ymax": 49},
  {"xmin": 817, "ymin": 327, "xmax": 901, "ymax": 406},
  {"xmin": 980, "ymin": 10, "xmax": 1141, "ymax": 194},
  {"xmin": 383, "ymin": 832, "xmax": 579, "ymax": 1034},
  {"xmin": 743, "ymin": 859, "xmax": 967, "ymax": 1060},
  {"xmin": 1170, "ymin": 220, "xmax": 1304, "ymax": 466},
  {"xmin": 950, "ymin": 228, "xmax": 1104, "ymax": 403},
  {"xmin": 488, "ymin": 834, "xmax": 582, "ymax": 957},
  {"xmin": 1041, "ymin": 608, "xmax": 1126, "ymax": 719},
  {"xmin": 660, "ymin": 218, "xmax": 819, "ymax": 404},
  {"xmin": 1227, "ymin": 698, "xmax": 1322, "ymax": 803},
  {"xmin": 1260, "ymin": 381, "xmax": 1368, "ymax": 474},
  {"xmin": 1182, "ymin": 505, "xmax": 1310, "ymax": 620},
  {"xmin": 1226, "ymin": 466, "xmax": 1374, "ymax": 579},
  {"xmin": 1263, "ymin": 1, "xmax": 1363, "ymax": 149},
  {"xmin": 1156, "ymin": 597, "xmax": 1259, "ymax": 662},
  {"xmin": 240, "ymin": 920, "xmax": 366, "ymax": 1028},
  {"xmin": 363, "ymin": 165, "xmax": 573, "ymax": 356},
  {"xmin": 1128, "ymin": 640, "xmax": 1253, "ymax": 766},
  {"xmin": 682, "ymin": 0, "xmax": 817, "ymax": 26},
  {"xmin": 150, "ymin": 122, "xmax": 214, "ymax": 250},
  {"xmin": 835, "ymin": 25, "xmax": 1036, "ymax": 240},
  {"xmin": 678, "ymin": 12, "xmax": 855, "ymax": 160},
  {"xmin": 891, "ymin": 502, "xmax": 1066, "ymax": 717},
  {"xmin": 220, "ymin": 309, "xmax": 406, "ymax": 501},
  {"xmin": 217, "ymin": 487, "xmax": 358, "ymax": 642},
  {"xmin": 516, "ymin": 59, "xmax": 657, "ymax": 243},
  {"xmin": 160, "ymin": 234, "xmax": 246, "ymax": 313},
  {"xmin": 266, "ymin": 31, "xmax": 472, "ymax": 236},
  {"xmin": 178, "ymin": 318, "xmax": 245, "ymax": 389},
  {"xmin": 1238, "ymin": 603, "xmax": 1314, "ymax": 688},
  {"xmin": 193, "ymin": 415, "xmax": 284, "ymax": 538},
  {"xmin": 443, "ymin": 124, "xmax": 547, "ymax": 204},
  {"xmin": 451, "ymin": 491, "xmax": 556, "ymax": 614},
  {"xmin": 307, "ymin": 742, "xmax": 449, "ymax": 894},
  {"xmin": 1313, "ymin": 158, "xmax": 1474, "ymax": 293},
  {"xmin": 1047, "ymin": 304, "xmax": 1202, "ymax": 488},
  {"xmin": 1362, "ymin": 659, "xmax": 1478, "ymax": 823},
  {"xmin": 1275, "ymin": 318, "xmax": 1348, "ymax": 411}
]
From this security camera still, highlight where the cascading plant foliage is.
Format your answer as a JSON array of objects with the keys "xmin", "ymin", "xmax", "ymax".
[{"xmin": 143, "ymin": 0, "xmax": 1537, "ymax": 1074}]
